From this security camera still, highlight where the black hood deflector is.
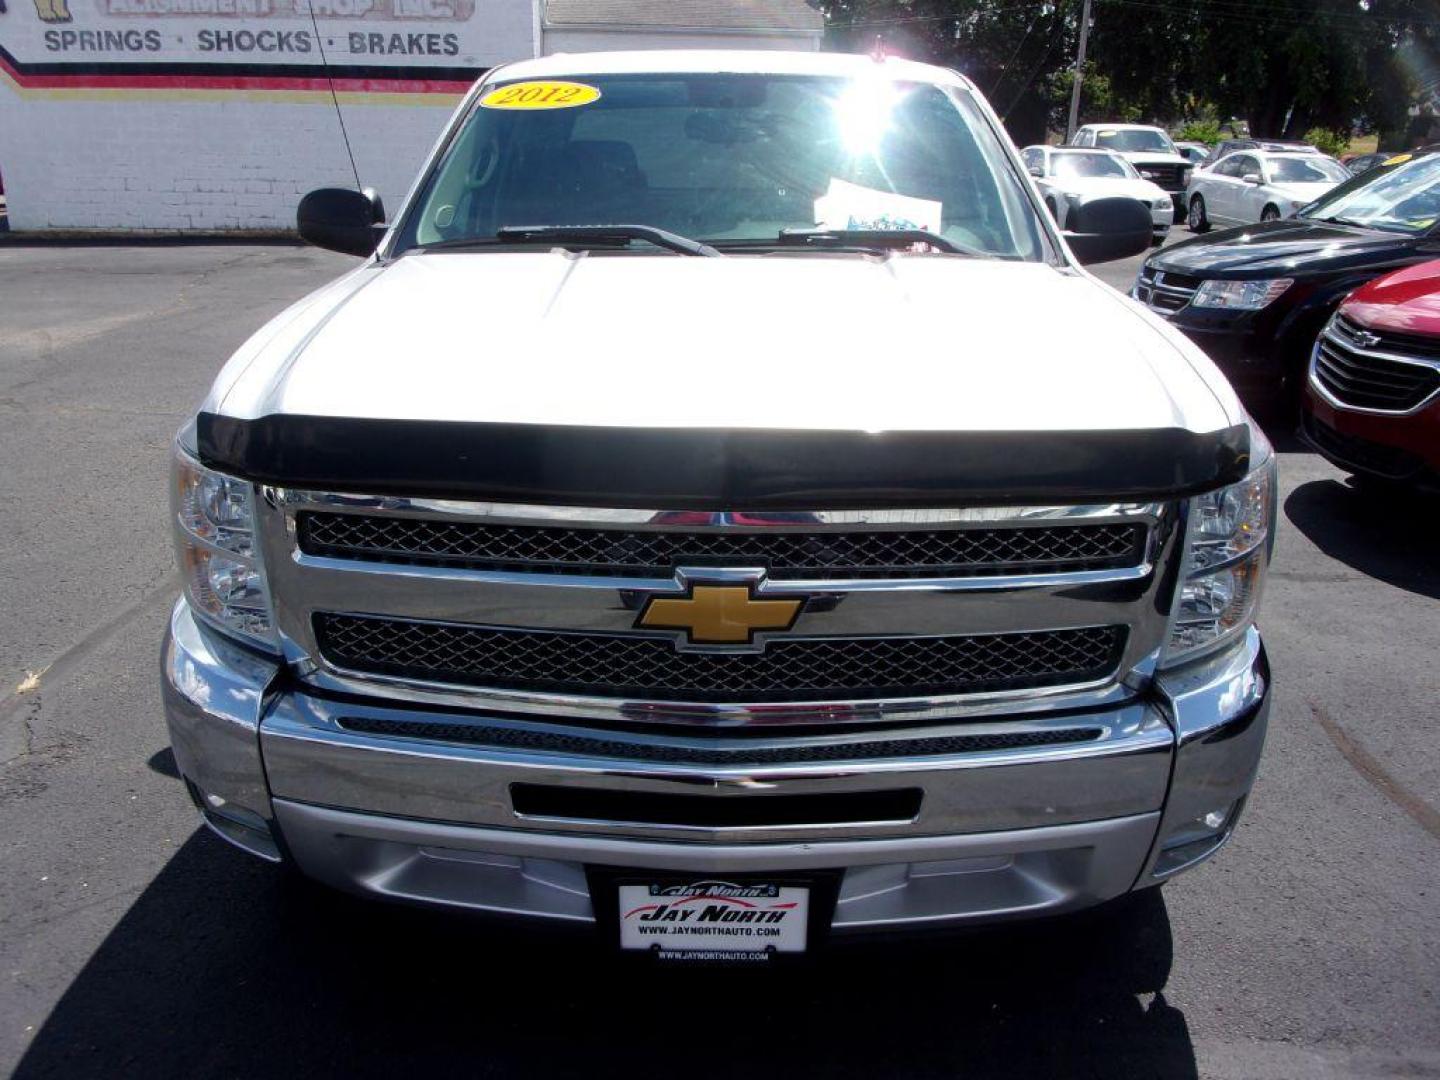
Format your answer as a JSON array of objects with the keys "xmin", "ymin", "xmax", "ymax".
[{"xmin": 198, "ymin": 413, "xmax": 1250, "ymax": 509}]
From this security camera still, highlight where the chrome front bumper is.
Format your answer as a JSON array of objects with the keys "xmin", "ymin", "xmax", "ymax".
[{"xmin": 162, "ymin": 601, "xmax": 1269, "ymax": 933}]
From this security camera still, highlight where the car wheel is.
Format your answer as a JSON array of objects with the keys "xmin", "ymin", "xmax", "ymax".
[
  {"xmin": 1261, "ymin": 204, "xmax": 1281, "ymax": 223},
  {"xmin": 1188, "ymin": 195, "xmax": 1210, "ymax": 233}
]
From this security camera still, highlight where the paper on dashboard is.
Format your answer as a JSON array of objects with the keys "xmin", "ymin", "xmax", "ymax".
[{"xmin": 813, "ymin": 178, "xmax": 943, "ymax": 232}]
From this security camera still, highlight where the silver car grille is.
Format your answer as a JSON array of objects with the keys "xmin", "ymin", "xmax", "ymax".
[
  {"xmin": 257, "ymin": 493, "xmax": 1180, "ymax": 728},
  {"xmin": 1137, "ymin": 163, "xmax": 1186, "ymax": 191},
  {"xmin": 1311, "ymin": 316, "xmax": 1440, "ymax": 413},
  {"xmin": 1134, "ymin": 268, "xmax": 1200, "ymax": 314}
]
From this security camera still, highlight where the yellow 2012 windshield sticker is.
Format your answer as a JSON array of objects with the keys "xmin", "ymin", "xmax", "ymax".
[
  {"xmin": 1382, "ymin": 153, "xmax": 1413, "ymax": 166},
  {"xmin": 480, "ymin": 81, "xmax": 601, "ymax": 110}
]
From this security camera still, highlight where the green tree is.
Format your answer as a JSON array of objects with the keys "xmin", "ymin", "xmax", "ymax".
[{"xmin": 820, "ymin": 0, "xmax": 1440, "ymax": 145}]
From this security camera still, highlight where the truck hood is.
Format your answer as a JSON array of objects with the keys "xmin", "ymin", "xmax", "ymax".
[{"xmin": 212, "ymin": 250, "xmax": 1235, "ymax": 436}]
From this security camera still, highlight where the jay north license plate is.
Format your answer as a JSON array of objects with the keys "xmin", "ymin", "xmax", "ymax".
[{"xmin": 618, "ymin": 880, "xmax": 810, "ymax": 959}]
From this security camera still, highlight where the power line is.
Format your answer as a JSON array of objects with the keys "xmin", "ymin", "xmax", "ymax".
[
  {"xmin": 827, "ymin": 0, "xmax": 1059, "ymax": 31},
  {"xmin": 1098, "ymin": 0, "xmax": 1440, "ymax": 28},
  {"xmin": 304, "ymin": 0, "xmax": 364, "ymax": 192},
  {"xmin": 827, "ymin": 0, "xmax": 1440, "ymax": 32},
  {"xmin": 988, "ymin": 5, "xmax": 1046, "ymax": 97}
]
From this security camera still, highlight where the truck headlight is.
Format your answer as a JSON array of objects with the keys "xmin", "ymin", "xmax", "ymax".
[
  {"xmin": 172, "ymin": 443, "xmax": 278, "ymax": 651},
  {"xmin": 1191, "ymin": 278, "xmax": 1293, "ymax": 310},
  {"xmin": 1162, "ymin": 426, "xmax": 1276, "ymax": 667}
]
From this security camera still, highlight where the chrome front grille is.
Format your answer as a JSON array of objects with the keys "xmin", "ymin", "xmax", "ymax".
[
  {"xmin": 1137, "ymin": 163, "xmax": 1185, "ymax": 191},
  {"xmin": 315, "ymin": 613, "xmax": 1127, "ymax": 703},
  {"xmin": 257, "ymin": 494, "xmax": 1179, "ymax": 727},
  {"xmin": 1134, "ymin": 268, "xmax": 1200, "ymax": 314},
  {"xmin": 1313, "ymin": 317, "xmax": 1440, "ymax": 413},
  {"xmin": 298, "ymin": 511, "xmax": 1147, "ymax": 579}
]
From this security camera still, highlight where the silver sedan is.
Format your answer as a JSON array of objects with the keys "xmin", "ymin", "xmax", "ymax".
[{"xmin": 1185, "ymin": 150, "xmax": 1351, "ymax": 231}]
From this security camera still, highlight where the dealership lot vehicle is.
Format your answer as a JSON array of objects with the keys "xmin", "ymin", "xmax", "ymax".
[
  {"xmin": 1175, "ymin": 141, "xmax": 1210, "ymax": 166},
  {"xmin": 1344, "ymin": 151, "xmax": 1390, "ymax": 176},
  {"xmin": 6, "ymin": 236, "xmax": 1440, "ymax": 1080},
  {"xmin": 1069, "ymin": 123, "xmax": 1192, "ymax": 216},
  {"xmin": 160, "ymin": 50, "xmax": 1274, "ymax": 959},
  {"xmin": 1135, "ymin": 148, "xmax": 1440, "ymax": 404},
  {"xmin": 1022, "ymin": 145, "xmax": 1174, "ymax": 242},
  {"xmin": 1302, "ymin": 259, "xmax": 1440, "ymax": 488},
  {"xmin": 1186, "ymin": 150, "xmax": 1350, "ymax": 229},
  {"xmin": 1199, "ymin": 138, "xmax": 1319, "ymax": 169}
]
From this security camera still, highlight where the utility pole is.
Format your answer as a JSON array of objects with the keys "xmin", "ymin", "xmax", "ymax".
[{"xmin": 1065, "ymin": 0, "xmax": 1093, "ymax": 144}]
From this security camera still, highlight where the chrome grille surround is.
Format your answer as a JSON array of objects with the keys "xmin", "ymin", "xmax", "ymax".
[
  {"xmin": 256, "ymin": 491, "xmax": 1181, "ymax": 729},
  {"xmin": 298, "ymin": 511, "xmax": 1147, "ymax": 579},
  {"xmin": 1311, "ymin": 316, "xmax": 1440, "ymax": 415}
]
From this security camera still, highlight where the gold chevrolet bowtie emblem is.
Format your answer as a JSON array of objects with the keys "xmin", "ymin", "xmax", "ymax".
[{"xmin": 637, "ymin": 585, "xmax": 803, "ymax": 645}]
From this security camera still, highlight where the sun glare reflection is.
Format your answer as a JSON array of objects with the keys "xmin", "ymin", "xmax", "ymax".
[{"xmin": 834, "ymin": 78, "xmax": 902, "ymax": 157}]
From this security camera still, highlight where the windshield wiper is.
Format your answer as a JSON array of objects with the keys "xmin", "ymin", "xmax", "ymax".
[
  {"xmin": 496, "ymin": 224, "xmax": 720, "ymax": 256},
  {"xmin": 411, "ymin": 225, "xmax": 720, "ymax": 257},
  {"xmin": 773, "ymin": 227, "xmax": 986, "ymax": 257},
  {"xmin": 1310, "ymin": 214, "xmax": 1373, "ymax": 229}
]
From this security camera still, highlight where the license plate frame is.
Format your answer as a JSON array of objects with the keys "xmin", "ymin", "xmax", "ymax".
[{"xmin": 589, "ymin": 868, "xmax": 842, "ymax": 964}]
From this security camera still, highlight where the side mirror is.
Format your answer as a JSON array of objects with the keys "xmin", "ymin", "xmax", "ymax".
[
  {"xmin": 298, "ymin": 187, "xmax": 383, "ymax": 257},
  {"xmin": 361, "ymin": 186, "xmax": 386, "ymax": 225},
  {"xmin": 1062, "ymin": 196, "xmax": 1153, "ymax": 265},
  {"xmin": 1242, "ymin": 173, "xmax": 1264, "ymax": 185}
]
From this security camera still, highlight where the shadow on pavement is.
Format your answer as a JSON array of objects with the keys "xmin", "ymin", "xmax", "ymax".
[
  {"xmin": 15, "ymin": 829, "xmax": 1195, "ymax": 1079},
  {"xmin": 1284, "ymin": 478, "xmax": 1440, "ymax": 600}
]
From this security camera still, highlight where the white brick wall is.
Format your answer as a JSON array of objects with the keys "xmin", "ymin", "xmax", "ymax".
[
  {"xmin": 0, "ymin": 0, "xmax": 820, "ymax": 233},
  {"xmin": 0, "ymin": 88, "xmax": 464, "ymax": 231}
]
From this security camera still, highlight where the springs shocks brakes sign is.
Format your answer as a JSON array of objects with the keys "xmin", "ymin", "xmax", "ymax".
[{"xmin": 618, "ymin": 881, "xmax": 810, "ymax": 959}]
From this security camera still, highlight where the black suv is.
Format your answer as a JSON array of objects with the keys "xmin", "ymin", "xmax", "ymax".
[{"xmin": 1134, "ymin": 148, "xmax": 1440, "ymax": 407}]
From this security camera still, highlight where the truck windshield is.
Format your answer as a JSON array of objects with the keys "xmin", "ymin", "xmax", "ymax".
[
  {"xmin": 1093, "ymin": 129, "xmax": 1176, "ymax": 154},
  {"xmin": 394, "ymin": 72, "xmax": 1045, "ymax": 260}
]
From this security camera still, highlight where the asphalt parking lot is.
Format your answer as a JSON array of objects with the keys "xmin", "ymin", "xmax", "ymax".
[{"xmin": 1, "ymin": 236, "xmax": 1438, "ymax": 1080}]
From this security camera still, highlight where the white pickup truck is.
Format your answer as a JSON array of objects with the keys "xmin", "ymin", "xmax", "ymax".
[
  {"xmin": 1070, "ymin": 123, "xmax": 1194, "ymax": 220},
  {"xmin": 163, "ymin": 50, "xmax": 1273, "ymax": 961}
]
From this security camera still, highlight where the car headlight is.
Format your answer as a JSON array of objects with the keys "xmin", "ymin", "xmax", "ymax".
[
  {"xmin": 1154, "ymin": 197, "xmax": 1173, "ymax": 210},
  {"xmin": 172, "ymin": 443, "xmax": 278, "ymax": 651},
  {"xmin": 1191, "ymin": 278, "xmax": 1293, "ymax": 310},
  {"xmin": 1161, "ymin": 426, "xmax": 1276, "ymax": 667}
]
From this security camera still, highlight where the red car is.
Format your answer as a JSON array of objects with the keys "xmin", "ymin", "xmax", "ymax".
[{"xmin": 1302, "ymin": 259, "xmax": 1440, "ymax": 489}]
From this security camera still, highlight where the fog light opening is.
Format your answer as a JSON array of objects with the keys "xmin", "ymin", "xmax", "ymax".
[
  {"xmin": 190, "ymin": 782, "xmax": 282, "ymax": 863},
  {"xmin": 1153, "ymin": 799, "xmax": 1244, "ymax": 878}
]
